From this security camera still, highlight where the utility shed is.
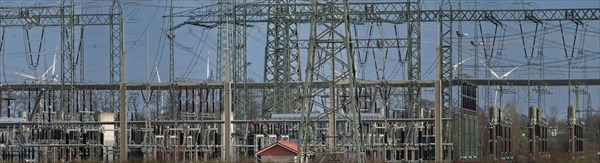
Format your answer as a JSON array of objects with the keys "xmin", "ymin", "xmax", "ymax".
[{"xmin": 255, "ymin": 140, "xmax": 299, "ymax": 163}]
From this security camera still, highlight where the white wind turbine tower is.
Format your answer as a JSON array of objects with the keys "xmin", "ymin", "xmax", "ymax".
[
  {"xmin": 480, "ymin": 60, "xmax": 522, "ymax": 110},
  {"xmin": 206, "ymin": 50, "xmax": 212, "ymax": 81},
  {"xmin": 15, "ymin": 47, "xmax": 59, "ymax": 84}
]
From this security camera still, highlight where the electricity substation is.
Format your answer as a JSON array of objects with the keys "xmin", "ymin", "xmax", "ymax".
[{"xmin": 0, "ymin": 0, "xmax": 599, "ymax": 162}]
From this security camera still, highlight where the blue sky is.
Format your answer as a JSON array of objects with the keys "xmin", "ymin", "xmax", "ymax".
[{"xmin": 1, "ymin": 0, "xmax": 599, "ymax": 117}]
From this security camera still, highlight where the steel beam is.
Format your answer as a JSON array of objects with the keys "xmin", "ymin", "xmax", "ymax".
[
  {"xmin": 0, "ymin": 118, "xmax": 452, "ymax": 127},
  {"xmin": 171, "ymin": 2, "xmax": 599, "ymax": 24},
  {"xmin": 0, "ymin": 7, "xmax": 115, "ymax": 26},
  {"xmin": 1, "ymin": 79, "xmax": 600, "ymax": 90}
]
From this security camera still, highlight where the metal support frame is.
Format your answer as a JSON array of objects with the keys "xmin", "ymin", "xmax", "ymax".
[
  {"xmin": 1, "ymin": 1, "xmax": 598, "ymax": 162},
  {"xmin": 0, "ymin": 78, "xmax": 599, "ymax": 91},
  {"xmin": 298, "ymin": 1, "xmax": 364, "ymax": 162},
  {"xmin": 436, "ymin": 0, "xmax": 452, "ymax": 161},
  {"xmin": 263, "ymin": 0, "xmax": 302, "ymax": 115},
  {"xmin": 172, "ymin": 3, "xmax": 600, "ymax": 24},
  {"xmin": 231, "ymin": 0, "xmax": 249, "ymax": 121},
  {"xmin": 216, "ymin": 1, "xmax": 228, "ymax": 82},
  {"xmin": 110, "ymin": 0, "xmax": 124, "ymax": 114},
  {"xmin": 0, "ymin": 0, "xmax": 125, "ymax": 160},
  {"xmin": 60, "ymin": 1, "xmax": 76, "ymax": 121}
]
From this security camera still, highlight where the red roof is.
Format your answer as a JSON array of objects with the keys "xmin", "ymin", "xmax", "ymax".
[{"xmin": 255, "ymin": 140, "xmax": 299, "ymax": 156}]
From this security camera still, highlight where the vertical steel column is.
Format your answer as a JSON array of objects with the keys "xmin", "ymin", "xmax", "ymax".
[
  {"xmin": 456, "ymin": 2, "xmax": 463, "ymax": 159},
  {"xmin": 406, "ymin": 1, "xmax": 422, "ymax": 159},
  {"xmin": 118, "ymin": 15, "xmax": 127, "ymax": 163},
  {"xmin": 232, "ymin": 0, "xmax": 249, "ymax": 157},
  {"xmin": 297, "ymin": 1, "xmax": 319, "ymax": 161},
  {"xmin": 223, "ymin": 82, "xmax": 232, "ymax": 161},
  {"xmin": 436, "ymin": 0, "xmax": 453, "ymax": 161},
  {"xmin": 60, "ymin": 0, "xmax": 76, "ymax": 120},
  {"xmin": 168, "ymin": 0, "xmax": 178, "ymax": 120},
  {"xmin": 263, "ymin": 0, "xmax": 301, "ymax": 116},
  {"xmin": 232, "ymin": 0, "xmax": 248, "ymax": 120},
  {"xmin": 343, "ymin": 1, "xmax": 365, "ymax": 161},
  {"xmin": 169, "ymin": 0, "xmax": 175, "ymax": 82},
  {"xmin": 298, "ymin": 0, "xmax": 364, "ymax": 162},
  {"xmin": 216, "ymin": 0, "xmax": 229, "ymax": 82},
  {"xmin": 407, "ymin": 0, "xmax": 422, "ymax": 119},
  {"xmin": 79, "ymin": 27, "xmax": 85, "ymax": 83},
  {"xmin": 110, "ymin": 0, "xmax": 123, "ymax": 113}
]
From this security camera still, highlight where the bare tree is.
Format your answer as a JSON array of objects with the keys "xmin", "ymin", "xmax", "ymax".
[
  {"xmin": 546, "ymin": 106, "xmax": 559, "ymax": 127},
  {"xmin": 478, "ymin": 109, "xmax": 489, "ymax": 157},
  {"xmin": 583, "ymin": 108, "xmax": 600, "ymax": 154},
  {"xmin": 128, "ymin": 93, "xmax": 144, "ymax": 120},
  {"xmin": 506, "ymin": 101, "xmax": 527, "ymax": 159},
  {"xmin": 92, "ymin": 91, "xmax": 113, "ymax": 112},
  {"xmin": 245, "ymin": 88, "xmax": 262, "ymax": 120}
]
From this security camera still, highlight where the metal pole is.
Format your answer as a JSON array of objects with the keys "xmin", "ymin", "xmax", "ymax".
[
  {"xmin": 117, "ymin": 0, "xmax": 127, "ymax": 161},
  {"xmin": 223, "ymin": 82, "xmax": 232, "ymax": 161},
  {"xmin": 434, "ymin": 51, "xmax": 443, "ymax": 162},
  {"xmin": 223, "ymin": 14, "xmax": 232, "ymax": 161}
]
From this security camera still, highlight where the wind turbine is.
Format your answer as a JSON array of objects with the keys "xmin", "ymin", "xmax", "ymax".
[
  {"xmin": 15, "ymin": 47, "xmax": 58, "ymax": 84},
  {"xmin": 480, "ymin": 60, "xmax": 522, "ymax": 107}
]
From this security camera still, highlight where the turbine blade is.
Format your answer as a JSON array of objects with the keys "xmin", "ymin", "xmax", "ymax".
[
  {"xmin": 52, "ymin": 47, "xmax": 57, "ymax": 76},
  {"xmin": 15, "ymin": 72, "xmax": 37, "ymax": 80},
  {"xmin": 457, "ymin": 57, "xmax": 472, "ymax": 65},
  {"xmin": 207, "ymin": 50, "xmax": 210, "ymax": 80},
  {"xmin": 479, "ymin": 60, "xmax": 500, "ymax": 79},
  {"xmin": 494, "ymin": 86, "xmax": 499, "ymax": 107},
  {"xmin": 453, "ymin": 57, "xmax": 472, "ymax": 70},
  {"xmin": 489, "ymin": 70, "xmax": 500, "ymax": 79},
  {"xmin": 155, "ymin": 65, "xmax": 162, "ymax": 83},
  {"xmin": 40, "ymin": 65, "xmax": 53, "ymax": 80},
  {"xmin": 500, "ymin": 65, "xmax": 521, "ymax": 79}
]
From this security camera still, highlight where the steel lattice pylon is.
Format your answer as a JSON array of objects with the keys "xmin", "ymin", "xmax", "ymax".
[
  {"xmin": 231, "ymin": 0, "xmax": 249, "ymax": 120},
  {"xmin": 215, "ymin": 0, "xmax": 249, "ymax": 120},
  {"xmin": 263, "ymin": 0, "xmax": 302, "ymax": 115},
  {"xmin": 0, "ymin": 1, "xmax": 124, "ymax": 119},
  {"xmin": 435, "ymin": 0, "xmax": 453, "ymax": 161},
  {"xmin": 168, "ymin": 1, "xmax": 600, "ymax": 161},
  {"xmin": 60, "ymin": 1, "xmax": 76, "ymax": 120},
  {"xmin": 298, "ymin": 1, "xmax": 364, "ymax": 162},
  {"xmin": 216, "ymin": 1, "xmax": 228, "ymax": 82},
  {"xmin": 407, "ymin": 0, "xmax": 422, "ymax": 119},
  {"xmin": 110, "ymin": 0, "xmax": 123, "ymax": 115}
]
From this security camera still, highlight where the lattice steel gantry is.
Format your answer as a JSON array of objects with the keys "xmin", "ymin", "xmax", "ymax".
[
  {"xmin": 297, "ymin": 0, "xmax": 365, "ymax": 162},
  {"xmin": 168, "ymin": 1, "xmax": 598, "ymax": 162},
  {"xmin": 170, "ymin": 1, "xmax": 600, "ymax": 161},
  {"xmin": 263, "ymin": 0, "xmax": 302, "ymax": 116}
]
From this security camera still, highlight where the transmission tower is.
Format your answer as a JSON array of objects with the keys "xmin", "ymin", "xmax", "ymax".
[
  {"xmin": 298, "ymin": 0, "xmax": 364, "ymax": 162},
  {"xmin": 263, "ymin": 0, "xmax": 302, "ymax": 116}
]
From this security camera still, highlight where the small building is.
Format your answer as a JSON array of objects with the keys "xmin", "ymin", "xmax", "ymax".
[{"xmin": 255, "ymin": 140, "xmax": 301, "ymax": 162}]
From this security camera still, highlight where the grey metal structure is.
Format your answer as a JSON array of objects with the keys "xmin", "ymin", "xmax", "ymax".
[
  {"xmin": 0, "ymin": 0, "xmax": 598, "ymax": 162},
  {"xmin": 262, "ymin": 0, "xmax": 302, "ymax": 115}
]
